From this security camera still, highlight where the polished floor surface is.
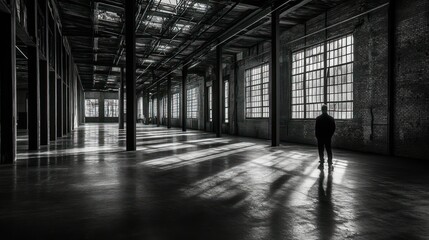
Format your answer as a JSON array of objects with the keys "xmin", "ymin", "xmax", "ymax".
[{"xmin": 1, "ymin": 124, "xmax": 429, "ymax": 240}]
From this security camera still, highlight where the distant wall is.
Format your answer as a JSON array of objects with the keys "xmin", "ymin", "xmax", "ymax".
[{"xmin": 84, "ymin": 91, "xmax": 119, "ymax": 123}]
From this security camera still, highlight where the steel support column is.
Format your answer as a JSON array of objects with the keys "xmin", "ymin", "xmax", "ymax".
[
  {"xmin": 167, "ymin": 76, "xmax": 172, "ymax": 129},
  {"xmin": 28, "ymin": 0, "xmax": 40, "ymax": 150},
  {"xmin": 49, "ymin": 24, "xmax": 57, "ymax": 141},
  {"xmin": 125, "ymin": 0, "xmax": 136, "ymax": 151},
  {"xmin": 40, "ymin": 60, "xmax": 49, "ymax": 145},
  {"xmin": 0, "ymin": 1, "xmax": 17, "ymax": 164},
  {"xmin": 181, "ymin": 66, "xmax": 188, "ymax": 132},
  {"xmin": 157, "ymin": 83, "xmax": 161, "ymax": 127},
  {"xmin": 271, "ymin": 5, "xmax": 280, "ymax": 147},
  {"xmin": 57, "ymin": 40, "xmax": 63, "ymax": 138},
  {"xmin": 213, "ymin": 45, "xmax": 223, "ymax": 138},
  {"xmin": 119, "ymin": 67, "xmax": 125, "ymax": 130},
  {"xmin": 40, "ymin": 0, "xmax": 49, "ymax": 145}
]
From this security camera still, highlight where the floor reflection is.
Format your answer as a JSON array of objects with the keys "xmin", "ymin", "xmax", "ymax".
[{"xmin": 4, "ymin": 124, "xmax": 429, "ymax": 239}]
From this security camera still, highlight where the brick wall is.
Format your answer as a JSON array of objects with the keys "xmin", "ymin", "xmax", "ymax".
[
  {"xmin": 280, "ymin": 0, "xmax": 390, "ymax": 154},
  {"xmin": 393, "ymin": 0, "xmax": 429, "ymax": 159},
  {"xmin": 183, "ymin": 0, "xmax": 428, "ymax": 159}
]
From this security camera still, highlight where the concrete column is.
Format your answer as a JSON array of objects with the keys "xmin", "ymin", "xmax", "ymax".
[
  {"xmin": 119, "ymin": 67, "xmax": 125, "ymax": 129},
  {"xmin": 0, "ymin": 1, "xmax": 17, "ymax": 164},
  {"xmin": 125, "ymin": 0, "xmax": 136, "ymax": 151},
  {"xmin": 213, "ymin": 45, "xmax": 223, "ymax": 138},
  {"xmin": 28, "ymin": 0, "xmax": 40, "ymax": 150},
  {"xmin": 167, "ymin": 76, "xmax": 172, "ymax": 129},
  {"xmin": 271, "ymin": 5, "xmax": 280, "ymax": 147},
  {"xmin": 181, "ymin": 66, "xmax": 188, "ymax": 132}
]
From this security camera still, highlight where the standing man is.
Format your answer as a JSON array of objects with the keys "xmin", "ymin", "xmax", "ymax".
[{"xmin": 315, "ymin": 105, "xmax": 336, "ymax": 171}]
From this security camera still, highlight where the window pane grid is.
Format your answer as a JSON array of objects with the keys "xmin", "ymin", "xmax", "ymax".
[
  {"xmin": 305, "ymin": 44, "xmax": 325, "ymax": 119},
  {"xmin": 327, "ymin": 34, "xmax": 354, "ymax": 119},
  {"xmin": 85, "ymin": 99, "xmax": 99, "ymax": 117},
  {"xmin": 224, "ymin": 81, "xmax": 229, "ymax": 123},
  {"xmin": 172, "ymin": 93, "xmax": 179, "ymax": 118},
  {"xmin": 291, "ymin": 50, "xmax": 305, "ymax": 119},
  {"xmin": 245, "ymin": 63, "xmax": 269, "ymax": 118},
  {"xmin": 291, "ymin": 34, "xmax": 354, "ymax": 120},
  {"xmin": 187, "ymin": 87, "xmax": 198, "ymax": 119},
  {"xmin": 104, "ymin": 99, "xmax": 119, "ymax": 117}
]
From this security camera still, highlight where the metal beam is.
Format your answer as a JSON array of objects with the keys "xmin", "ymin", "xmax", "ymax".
[
  {"xmin": 214, "ymin": 45, "xmax": 223, "ymax": 138},
  {"xmin": 0, "ymin": 0, "xmax": 17, "ymax": 164},
  {"xmin": 125, "ymin": 0, "xmax": 136, "ymax": 151},
  {"xmin": 28, "ymin": 0, "xmax": 40, "ymax": 150},
  {"xmin": 119, "ymin": 67, "xmax": 125, "ymax": 130},
  {"xmin": 167, "ymin": 75, "xmax": 171, "ymax": 129},
  {"xmin": 181, "ymin": 66, "xmax": 187, "ymax": 132},
  {"xmin": 271, "ymin": 4, "xmax": 280, "ymax": 147}
]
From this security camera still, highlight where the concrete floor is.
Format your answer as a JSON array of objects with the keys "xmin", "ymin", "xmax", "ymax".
[{"xmin": 1, "ymin": 124, "xmax": 428, "ymax": 240}]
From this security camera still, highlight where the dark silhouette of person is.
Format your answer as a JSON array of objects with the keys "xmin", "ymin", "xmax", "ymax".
[{"xmin": 315, "ymin": 105, "xmax": 336, "ymax": 170}]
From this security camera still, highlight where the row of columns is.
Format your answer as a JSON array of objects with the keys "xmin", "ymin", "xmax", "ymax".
[
  {"xmin": 122, "ymin": 2, "xmax": 281, "ymax": 150},
  {"xmin": 0, "ymin": 0, "xmax": 82, "ymax": 164}
]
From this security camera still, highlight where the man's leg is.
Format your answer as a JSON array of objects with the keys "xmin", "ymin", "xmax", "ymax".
[
  {"xmin": 326, "ymin": 138, "xmax": 333, "ymax": 165},
  {"xmin": 317, "ymin": 139, "xmax": 325, "ymax": 163}
]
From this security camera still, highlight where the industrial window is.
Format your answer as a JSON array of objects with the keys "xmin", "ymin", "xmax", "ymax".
[
  {"xmin": 137, "ymin": 97, "xmax": 143, "ymax": 119},
  {"xmin": 163, "ymin": 96, "xmax": 167, "ymax": 119},
  {"xmin": 187, "ymin": 87, "xmax": 198, "ymax": 119},
  {"xmin": 245, "ymin": 63, "xmax": 269, "ymax": 118},
  {"xmin": 208, "ymin": 86, "xmax": 212, "ymax": 122},
  {"xmin": 224, "ymin": 81, "xmax": 229, "ymax": 123},
  {"xmin": 327, "ymin": 35, "xmax": 354, "ymax": 119},
  {"xmin": 104, "ymin": 99, "xmax": 119, "ymax": 117},
  {"xmin": 291, "ymin": 34, "xmax": 354, "ymax": 119},
  {"xmin": 306, "ymin": 44, "xmax": 325, "ymax": 119},
  {"xmin": 172, "ymin": 93, "xmax": 180, "ymax": 119},
  {"xmin": 149, "ymin": 98, "xmax": 153, "ymax": 118},
  {"xmin": 85, "ymin": 99, "xmax": 99, "ymax": 117}
]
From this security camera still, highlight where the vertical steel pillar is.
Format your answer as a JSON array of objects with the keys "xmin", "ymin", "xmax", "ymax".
[
  {"xmin": 57, "ymin": 38, "xmax": 63, "ymax": 138},
  {"xmin": 213, "ymin": 45, "xmax": 223, "ymax": 138},
  {"xmin": 28, "ymin": 0, "xmax": 40, "ymax": 150},
  {"xmin": 271, "ymin": 5, "xmax": 280, "ymax": 147},
  {"xmin": 167, "ymin": 76, "xmax": 172, "ymax": 129},
  {"xmin": 125, "ymin": 0, "xmax": 136, "ymax": 151},
  {"xmin": 119, "ymin": 67, "xmax": 125, "ymax": 130},
  {"xmin": 40, "ymin": 0, "xmax": 49, "ymax": 145},
  {"xmin": 49, "ymin": 22, "xmax": 57, "ymax": 141},
  {"xmin": 0, "ymin": 0, "xmax": 17, "ymax": 164},
  {"xmin": 181, "ymin": 66, "xmax": 188, "ymax": 132},
  {"xmin": 157, "ymin": 83, "xmax": 161, "ymax": 127}
]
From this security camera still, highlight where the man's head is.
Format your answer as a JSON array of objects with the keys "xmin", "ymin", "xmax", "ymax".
[{"xmin": 321, "ymin": 104, "xmax": 328, "ymax": 114}]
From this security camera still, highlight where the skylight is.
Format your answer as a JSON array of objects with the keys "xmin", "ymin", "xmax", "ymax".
[
  {"xmin": 172, "ymin": 23, "xmax": 192, "ymax": 33},
  {"xmin": 144, "ymin": 15, "xmax": 165, "ymax": 29},
  {"xmin": 157, "ymin": 44, "xmax": 172, "ymax": 52},
  {"xmin": 96, "ymin": 10, "xmax": 121, "ymax": 23},
  {"xmin": 153, "ymin": 0, "xmax": 210, "ymax": 12},
  {"xmin": 191, "ymin": 2, "xmax": 209, "ymax": 11}
]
